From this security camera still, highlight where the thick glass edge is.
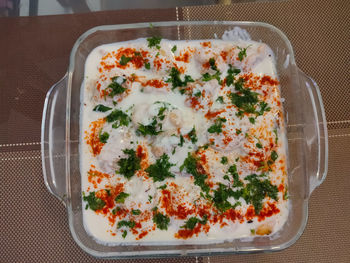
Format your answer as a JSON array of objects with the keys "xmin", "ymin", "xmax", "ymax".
[
  {"xmin": 65, "ymin": 21, "xmax": 303, "ymax": 258},
  {"xmin": 67, "ymin": 203, "xmax": 308, "ymax": 258},
  {"xmin": 312, "ymin": 77, "xmax": 328, "ymax": 186},
  {"xmin": 67, "ymin": 21, "xmax": 296, "ymax": 75}
]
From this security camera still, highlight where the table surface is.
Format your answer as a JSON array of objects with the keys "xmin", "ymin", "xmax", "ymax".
[{"xmin": 1, "ymin": 0, "xmax": 349, "ymax": 262}]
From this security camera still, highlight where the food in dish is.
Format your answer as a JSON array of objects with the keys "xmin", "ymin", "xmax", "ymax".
[{"xmin": 81, "ymin": 37, "xmax": 288, "ymax": 243}]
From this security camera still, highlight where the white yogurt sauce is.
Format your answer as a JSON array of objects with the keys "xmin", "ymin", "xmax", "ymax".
[{"xmin": 80, "ymin": 38, "xmax": 289, "ymax": 245}]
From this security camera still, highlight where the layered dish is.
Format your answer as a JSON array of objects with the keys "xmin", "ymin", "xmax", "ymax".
[{"xmin": 80, "ymin": 37, "xmax": 288, "ymax": 244}]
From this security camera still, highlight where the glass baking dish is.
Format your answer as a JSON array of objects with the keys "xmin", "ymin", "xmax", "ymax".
[{"xmin": 41, "ymin": 21, "xmax": 328, "ymax": 258}]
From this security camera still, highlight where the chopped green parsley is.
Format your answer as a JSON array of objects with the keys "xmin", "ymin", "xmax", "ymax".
[
  {"xmin": 147, "ymin": 36, "xmax": 162, "ymax": 49},
  {"xmin": 237, "ymin": 46, "xmax": 250, "ymax": 61},
  {"xmin": 93, "ymin": 104, "xmax": 112, "ymax": 112},
  {"xmin": 83, "ymin": 191, "xmax": 105, "ymax": 211},
  {"xmin": 119, "ymin": 55, "xmax": 132, "ymax": 65},
  {"xmin": 115, "ymin": 192, "xmax": 130, "ymax": 203},
  {"xmin": 181, "ymin": 153, "xmax": 210, "ymax": 194},
  {"xmin": 216, "ymin": 96, "xmax": 224, "ymax": 104},
  {"xmin": 107, "ymin": 76, "xmax": 127, "ymax": 97},
  {"xmin": 153, "ymin": 212, "xmax": 170, "ymax": 230},
  {"xmin": 146, "ymin": 154, "xmax": 175, "ymax": 182},
  {"xmin": 166, "ymin": 67, "xmax": 194, "ymax": 91},
  {"xmin": 99, "ymin": 131, "xmax": 109, "ymax": 143},
  {"xmin": 117, "ymin": 149, "xmax": 141, "ymax": 179},
  {"xmin": 187, "ymin": 127, "xmax": 198, "ymax": 143},
  {"xmin": 131, "ymin": 209, "xmax": 141, "ymax": 215},
  {"xmin": 207, "ymin": 117, "xmax": 227, "ymax": 134},
  {"xmin": 221, "ymin": 156, "xmax": 228, "ymax": 164},
  {"xmin": 226, "ymin": 64, "xmax": 241, "ymax": 86},
  {"xmin": 106, "ymin": 109, "xmax": 130, "ymax": 128},
  {"xmin": 117, "ymin": 220, "xmax": 135, "ymax": 229},
  {"xmin": 181, "ymin": 215, "xmax": 208, "ymax": 230}
]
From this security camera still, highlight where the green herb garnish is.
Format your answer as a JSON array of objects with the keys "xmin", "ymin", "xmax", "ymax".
[
  {"xmin": 112, "ymin": 207, "xmax": 121, "ymax": 215},
  {"xmin": 178, "ymin": 134, "xmax": 185, "ymax": 147},
  {"xmin": 99, "ymin": 131, "xmax": 109, "ymax": 143},
  {"xmin": 146, "ymin": 154, "xmax": 175, "ymax": 182},
  {"xmin": 136, "ymin": 104, "xmax": 169, "ymax": 136},
  {"xmin": 229, "ymin": 78, "xmax": 270, "ymax": 117},
  {"xmin": 194, "ymin": 91, "xmax": 202, "ymax": 97},
  {"xmin": 181, "ymin": 215, "xmax": 208, "ymax": 230},
  {"xmin": 117, "ymin": 220, "xmax": 135, "ymax": 229},
  {"xmin": 119, "ymin": 55, "xmax": 132, "ymax": 65},
  {"xmin": 221, "ymin": 156, "xmax": 228, "ymax": 164},
  {"xmin": 157, "ymin": 184, "xmax": 167, "ymax": 190},
  {"xmin": 256, "ymin": 142, "xmax": 263, "ymax": 149},
  {"xmin": 212, "ymin": 183, "xmax": 241, "ymax": 212},
  {"xmin": 237, "ymin": 46, "xmax": 250, "ymax": 61},
  {"xmin": 166, "ymin": 67, "xmax": 194, "ymax": 91},
  {"xmin": 147, "ymin": 36, "xmax": 162, "ymax": 49},
  {"xmin": 115, "ymin": 192, "xmax": 130, "ymax": 203},
  {"xmin": 226, "ymin": 64, "xmax": 241, "ymax": 86},
  {"xmin": 209, "ymin": 58, "xmax": 217, "ymax": 71},
  {"xmin": 117, "ymin": 149, "xmax": 141, "ymax": 179},
  {"xmin": 243, "ymin": 174, "xmax": 278, "ymax": 214},
  {"xmin": 171, "ymin": 45, "xmax": 177, "ymax": 53},
  {"xmin": 273, "ymin": 129, "xmax": 278, "ymax": 144},
  {"xmin": 216, "ymin": 96, "xmax": 224, "ymax": 104},
  {"xmin": 107, "ymin": 76, "xmax": 127, "ymax": 97},
  {"xmin": 284, "ymin": 186, "xmax": 289, "ymax": 200},
  {"xmin": 187, "ymin": 127, "xmax": 198, "ymax": 143},
  {"xmin": 208, "ymin": 117, "xmax": 227, "ymax": 134},
  {"xmin": 122, "ymin": 230, "xmax": 127, "ymax": 238},
  {"xmin": 228, "ymin": 164, "xmax": 244, "ymax": 188},
  {"xmin": 83, "ymin": 192, "xmax": 105, "ymax": 211},
  {"xmin": 106, "ymin": 109, "xmax": 130, "ymax": 128},
  {"xmin": 131, "ymin": 209, "xmax": 141, "ymax": 215},
  {"xmin": 257, "ymin": 101, "xmax": 271, "ymax": 116},
  {"xmin": 145, "ymin": 62, "xmax": 151, "ymax": 70},
  {"xmin": 271, "ymin": 150, "xmax": 278, "ymax": 162},
  {"xmin": 249, "ymin": 117, "xmax": 255, "ymax": 124},
  {"xmin": 153, "ymin": 212, "xmax": 170, "ymax": 230},
  {"xmin": 93, "ymin": 104, "xmax": 112, "ymax": 112},
  {"xmin": 137, "ymin": 119, "xmax": 162, "ymax": 136},
  {"xmin": 202, "ymin": 71, "xmax": 222, "ymax": 85},
  {"xmin": 180, "ymin": 153, "xmax": 210, "ymax": 194}
]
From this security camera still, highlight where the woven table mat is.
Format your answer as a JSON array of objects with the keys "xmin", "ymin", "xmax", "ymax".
[{"xmin": 1, "ymin": 0, "xmax": 350, "ymax": 262}]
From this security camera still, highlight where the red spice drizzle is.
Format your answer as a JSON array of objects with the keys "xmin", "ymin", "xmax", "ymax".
[
  {"xmin": 204, "ymin": 109, "xmax": 225, "ymax": 119},
  {"xmin": 160, "ymin": 189, "xmax": 195, "ymax": 220},
  {"xmin": 261, "ymin": 75, "xmax": 279, "ymax": 86},
  {"xmin": 85, "ymin": 118, "xmax": 106, "ymax": 156},
  {"xmin": 141, "ymin": 79, "xmax": 166, "ymax": 89},
  {"xmin": 87, "ymin": 169, "xmax": 110, "ymax": 189},
  {"xmin": 175, "ymin": 50, "xmax": 192, "ymax": 63}
]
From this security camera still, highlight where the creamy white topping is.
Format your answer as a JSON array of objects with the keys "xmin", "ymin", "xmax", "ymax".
[{"xmin": 81, "ymin": 38, "xmax": 288, "ymax": 244}]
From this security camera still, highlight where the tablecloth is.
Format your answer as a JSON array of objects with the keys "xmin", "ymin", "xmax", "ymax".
[{"xmin": 1, "ymin": 0, "xmax": 349, "ymax": 262}]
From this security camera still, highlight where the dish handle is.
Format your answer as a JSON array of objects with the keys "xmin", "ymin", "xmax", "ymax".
[
  {"xmin": 298, "ymin": 70, "xmax": 328, "ymax": 196},
  {"xmin": 41, "ymin": 75, "xmax": 68, "ymax": 205}
]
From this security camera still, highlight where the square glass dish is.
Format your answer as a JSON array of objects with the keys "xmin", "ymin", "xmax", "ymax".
[{"xmin": 41, "ymin": 21, "xmax": 328, "ymax": 258}]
